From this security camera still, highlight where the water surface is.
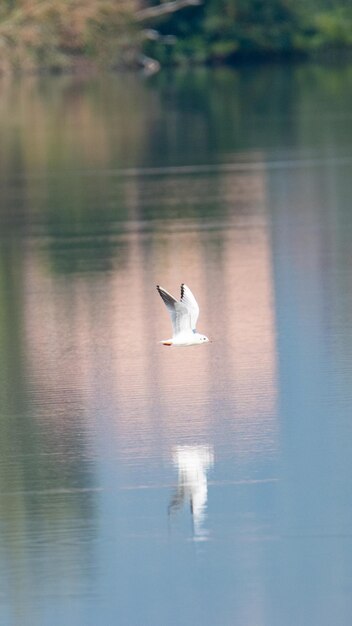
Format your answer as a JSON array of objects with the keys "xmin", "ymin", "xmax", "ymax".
[{"xmin": 1, "ymin": 64, "xmax": 352, "ymax": 625}]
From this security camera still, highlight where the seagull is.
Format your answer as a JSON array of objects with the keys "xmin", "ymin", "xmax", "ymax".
[{"xmin": 156, "ymin": 283, "xmax": 210, "ymax": 347}]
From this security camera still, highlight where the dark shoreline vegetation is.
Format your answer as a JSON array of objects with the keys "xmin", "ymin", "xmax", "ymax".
[{"xmin": 1, "ymin": 0, "xmax": 352, "ymax": 74}]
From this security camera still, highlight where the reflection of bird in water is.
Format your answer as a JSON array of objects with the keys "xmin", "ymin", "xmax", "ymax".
[
  {"xmin": 169, "ymin": 445, "xmax": 214, "ymax": 540},
  {"xmin": 156, "ymin": 284, "xmax": 210, "ymax": 347}
]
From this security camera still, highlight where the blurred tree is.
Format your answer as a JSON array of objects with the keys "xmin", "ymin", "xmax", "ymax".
[
  {"xmin": 0, "ymin": 0, "xmax": 140, "ymax": 72},
  {"xmin": 0, "ymin": 0, "xmax": 352, "ymax": 72},
  {"xmin": 144, "ymin": 0, "xmax": 352, "ymax": 64}
]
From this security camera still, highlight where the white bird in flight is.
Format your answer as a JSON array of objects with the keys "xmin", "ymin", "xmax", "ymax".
[{"xmin": 156, "ymin": 283, "xmax": 210, "ymax": 347}]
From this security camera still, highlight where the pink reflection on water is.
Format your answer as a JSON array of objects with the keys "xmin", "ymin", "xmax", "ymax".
[{"xmin": 23, "ymin": 170, "xmax": 278, "ymax": 466}]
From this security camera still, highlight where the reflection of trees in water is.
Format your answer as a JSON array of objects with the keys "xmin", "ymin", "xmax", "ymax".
[
  {"xmin": 1, "ymin": 61, "xmax": 351, "ymax": 621},
  {"xmin": 0, "ymin": 66, "xmax": 281, "ymax": 484},
  {"xmin": 2, "ymin": 66, "xmax": 352, "ymax": 274},
  {"xmin": 0, "ymin": 244, "xmax": 95, "ymax": 494},
  {"xmin": 0, "ymin": 241, "xmax": 97, "ymax": 612}
]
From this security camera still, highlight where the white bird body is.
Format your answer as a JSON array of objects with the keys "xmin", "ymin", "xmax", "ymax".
[{"xmin": 156, "ymin": 283, "xmax": 209, "ymax": 347}]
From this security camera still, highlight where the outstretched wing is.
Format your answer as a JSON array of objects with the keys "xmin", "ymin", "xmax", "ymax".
[
  {"xmin": 180, "ymin": 284, "xmax": 200, "ymax": 330},
  {"xmin": 157, "ymin": 285, "xmax": 192, "ymax": 336}
]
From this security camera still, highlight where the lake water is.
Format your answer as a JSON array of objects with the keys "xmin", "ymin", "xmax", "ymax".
[{"xmin": 1, "ymin": 63, "xmax": 352, "ymax": 625}]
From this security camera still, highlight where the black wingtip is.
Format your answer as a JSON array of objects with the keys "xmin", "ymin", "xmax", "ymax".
[{"xmin": 180, "ymin": 283, "xmax": 185, "ymax": 299}]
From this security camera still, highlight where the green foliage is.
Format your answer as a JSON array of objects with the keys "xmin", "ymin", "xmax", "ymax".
[
  {"xmin": 1, "ymin": 0, "xmax": 352, "ymax": 72},
  {"xmin": 145, "ymin": 0, "xmax": 308, "ymax": 63},
  {"xmin": 311, "ymin": 8, "xmax": 352, "ymax": 48},
  {"xmin": 145, "ymin": 0, "xmax": 352, "ymax": 65}
]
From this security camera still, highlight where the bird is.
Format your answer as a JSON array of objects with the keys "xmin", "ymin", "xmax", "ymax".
[{"xmin": 156, "ymin": 283, "xmax": 210, "ymax": 347}]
